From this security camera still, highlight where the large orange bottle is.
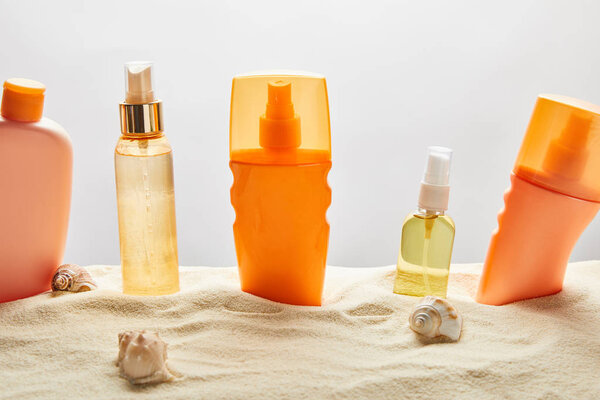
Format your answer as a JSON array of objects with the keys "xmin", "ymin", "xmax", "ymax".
[
  {"xmin": 477, "ymin": 95, "xmax": 600, "ymax": 305},
  {"xmin": 229, "ymin": 72, "xmax": 332, "ymax": 306}
]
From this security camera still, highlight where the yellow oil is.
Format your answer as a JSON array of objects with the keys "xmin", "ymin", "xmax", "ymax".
[
  {"xmin": 115, "ymin": 136, "xmax": 179, "ymax": 295},
  {"xmin": 394, "ymin": 212, "xmax": 455, "ymax": 298}
]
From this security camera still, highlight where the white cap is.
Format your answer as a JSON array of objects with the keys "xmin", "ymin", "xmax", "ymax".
[
  {"xmin": 418, "ymin": 146, "xmax": 453, "ymax": 212},
  {"xmin": 124, "ymin": 61, "xmax": 156, "ymax": 104}
]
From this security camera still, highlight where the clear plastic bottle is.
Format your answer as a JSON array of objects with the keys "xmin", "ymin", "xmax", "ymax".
[
  {"xmin": 394, "ymin": 147, "xmax": 455, "ymax": 298},
  {"xmin": 115, "ymin": 62, "xmax": 179, "ymax": 295}
]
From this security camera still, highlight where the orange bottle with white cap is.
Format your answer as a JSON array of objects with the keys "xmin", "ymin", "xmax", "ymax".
[
  {"xmin": 0, "ymin": 78, "xmax": 72, "ymax": 302},
  {"xmin": 229, "ymin": 72, "xmax": 332, "ymax": 306},
  {"xmin": 477, "ymin": 95, "xmax": 600, "ymax": 305}
]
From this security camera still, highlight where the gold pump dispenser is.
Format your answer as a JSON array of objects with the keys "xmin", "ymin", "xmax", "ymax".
[{"xmin": 119, "ymin": 62, "xmax": 164, "ymax": 136}]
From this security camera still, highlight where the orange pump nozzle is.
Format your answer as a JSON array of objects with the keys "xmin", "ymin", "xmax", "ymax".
[
  {"xmin": 259, "ymin": 81, "xmax": 301, "ymax": 148},
  {"xmin": 542, "ymin": 113, "xmax": 591, "ymax": 180}
]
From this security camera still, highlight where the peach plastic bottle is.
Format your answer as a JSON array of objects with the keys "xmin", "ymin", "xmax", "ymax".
[
  {"xmin": 477, "ymin": 95, "xmax": 600, "ymax": 305},
  {"xmin": 229, "ymin": 73, "xmax": 332, "ymax": 306},
  {"xmin": 0, "ymin": 79, "xmax": 72, "ymax": 303}
]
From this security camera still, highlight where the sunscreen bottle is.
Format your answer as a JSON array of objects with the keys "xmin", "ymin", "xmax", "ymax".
[
  {"xmin": 477, "ymin": 95, "xmax": 600, "ymax": 305},
  {"xmin": 229, "ymin": 72, "xmax": 332, "ymax": 306},
  {"xmin": 0, "ymin": 78, "xmax": 72, "ymax": 302}
]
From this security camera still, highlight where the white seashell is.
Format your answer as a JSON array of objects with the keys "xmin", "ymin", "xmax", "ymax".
[
  {"xmin": 116, "ymin": 330, "xmax": 175, "ymax": 385},
  {"xmin": 51, "ymin": 264, "xmax": 97, "ymax": 292},
  {"xmin": 409, "ymin": 296, "xmax": 462, "ymax": 341}
]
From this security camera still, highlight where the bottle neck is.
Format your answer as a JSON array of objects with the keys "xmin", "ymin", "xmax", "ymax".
[
  {"xmin": 121, "ymin": 131, "xmax": 164, "ymax": 140},
  {"xmin": 119, "ymin": 100, "xmax": 163, "ymax": 136},
  {"xmin": 416, "ymin": 207, "xmax": 445, "ymax": 217}
]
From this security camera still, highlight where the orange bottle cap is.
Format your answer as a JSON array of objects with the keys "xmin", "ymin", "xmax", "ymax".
[
  {"xmin": 514, "ymin": 95, "xmax": 600, "ymax": 202},
  {"xmin": 230, "ymin": 71, "xmax": 331, "ymax": 165},
  {"xmin": 1, "ymin": 78, "xmax": 45, "ymax": 122}
]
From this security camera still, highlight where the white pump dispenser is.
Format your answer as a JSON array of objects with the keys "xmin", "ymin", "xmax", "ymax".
[{"xmin": 418, "ymin": 146, "xmax": 453, "ymax": 213}]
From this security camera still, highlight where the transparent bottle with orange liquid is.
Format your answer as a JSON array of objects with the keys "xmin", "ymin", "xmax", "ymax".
[
  {"xmin": 477, "ymin": 95, "xmax": 600, "ymax": 305},
  {"xmin": 229, "ymin": 72, "xmax": 332, "ymax": 306}
]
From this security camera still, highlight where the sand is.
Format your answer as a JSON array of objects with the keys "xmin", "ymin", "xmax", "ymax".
[{"xmin": 1, "ymin": 262, "xmax": 599, "ymax": 399}]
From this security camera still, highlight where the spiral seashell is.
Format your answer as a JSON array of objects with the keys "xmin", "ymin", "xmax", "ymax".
[
  {"xmin": 409, "ymin": 296, "xmax": 462, "ymax": 341},
  {"xmin": 116, "ymin": 330, "xmax": 176, "ymax": 385},
  {"xmin": 51, "ymin": 264, "xmax": 97, "ymax": 292}
]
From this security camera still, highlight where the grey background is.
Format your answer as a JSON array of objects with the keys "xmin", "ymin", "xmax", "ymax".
[{"xmin": 1, "ymin": 0, "xmax": 599, "ymax": 267}]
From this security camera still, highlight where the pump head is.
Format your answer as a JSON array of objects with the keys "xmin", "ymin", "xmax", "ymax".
[
  {"xmin": 124, "ymin": 61, "xmax": 156, "ymax": 104},
  {"xmin": 119, "ymin": 61, "xmax": 163, "ymax": 135},
  {"xmin": 542, "ymin": 112, "xmax": 591, "ymax": 180},
  {"xmin": 259, "ymin": 80, "xmax": 301, "ymax": 148},
  {"xmin": 423, "ymin": 146, "xmax": 453, "ymax": 186},
  {"xmin": 418, "ymin": 146, "xmax": 453, "ymax": 213}
]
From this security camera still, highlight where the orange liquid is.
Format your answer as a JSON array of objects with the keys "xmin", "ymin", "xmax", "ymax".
[{"xmin": 230, "ymin": 159, "xmax": 331, "ymax": 306}]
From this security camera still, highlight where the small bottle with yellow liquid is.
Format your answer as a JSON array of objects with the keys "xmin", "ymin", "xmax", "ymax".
[
  {"xmin": 115, "ymin": 62, "xmax": 179, "ymax": 295},
  {"xmin": 394, "ymin": 146, "xmax": 455, "ymax": 298}
]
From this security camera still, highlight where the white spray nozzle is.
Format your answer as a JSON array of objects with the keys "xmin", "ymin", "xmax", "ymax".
[
  {"xmin": 423, "ymin": 146, "xmax": 452, "ymax": 186},
  {"xmin": 124, "ymin": 61, "xmax": 156, "ymax": 104},
  {"xmin": 418, "ymin": 146, "xmax": 453, "ymax": 213}
]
